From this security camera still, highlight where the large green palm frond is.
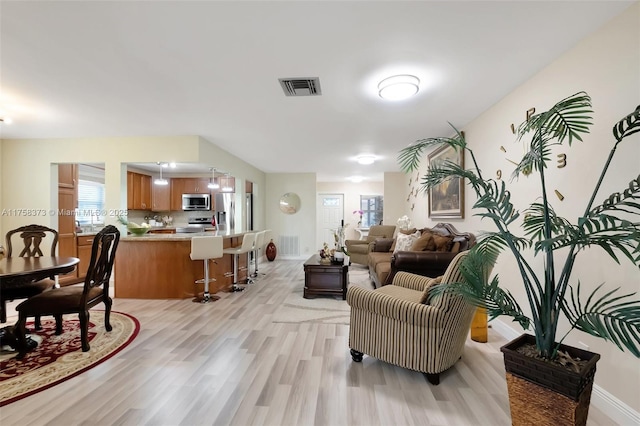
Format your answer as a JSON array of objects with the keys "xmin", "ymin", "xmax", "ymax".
[
  {"xmin": 421, "ymin": 159, "xmax": 477, "ymax": 189},
  {"xmin": 523, "ymin": 203, "xmax": 578, "ymax": 253},
  {"xmin": 473, "ymin": 180, "xmax": 520, "ymax": 226},
  {"xmin": 564, "ymin": 282, "xmax": 640, "ymax": 357},
  {"xmin": 517, "ymin": 92, "xmax": 593, "ymax": 146},
  {"xmin": 398, "ymin": 135, "xmax": 465, "ymax": 173},
  {"xmin": 613, "ymin": 105, "xmax": 640, "ymax": 142},
  {"xmin": 429, "ymin": 245, "xmax": 531, "ymax": 330}
]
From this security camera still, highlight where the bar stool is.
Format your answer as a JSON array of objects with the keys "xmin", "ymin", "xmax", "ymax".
[
  {"xmin": 190, "ymin": 235, "xmax": 223, "ymax": 303},
  {"xmin": 223, "ymin": 232, "xmax": 256, "ymax": 292},
  {"xmin": 251, "ymin": 230, "xmax": 266, "ymax": 279}
]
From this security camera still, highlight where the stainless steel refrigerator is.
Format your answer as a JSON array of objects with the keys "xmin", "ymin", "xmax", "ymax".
[{"xmin": 215, "ymin": 192, "xmax": 235, "ymax": 231}]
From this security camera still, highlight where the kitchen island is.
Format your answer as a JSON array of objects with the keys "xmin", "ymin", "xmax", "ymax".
[{"xmin": 114, "ymin": 229, "xmax": 249, "ymax": 299}]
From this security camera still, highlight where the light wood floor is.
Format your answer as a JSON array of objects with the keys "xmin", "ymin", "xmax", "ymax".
[{"xmin": 1, "ymin": 260, "xmax": 617, "ymax": 426}]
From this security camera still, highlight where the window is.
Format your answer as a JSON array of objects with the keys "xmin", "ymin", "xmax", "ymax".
[
  {"xmin": 360, "ymin": 195, "xmax": 383, "ymax": 227},
  {"xmin": 76, "ymin": 180, "xmax": 105, "ymax": 225}
]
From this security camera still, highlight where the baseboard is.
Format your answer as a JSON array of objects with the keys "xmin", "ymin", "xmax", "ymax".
[{"xmin": 491, "ymin": 319, "xmax": 640, "ymax": 425}]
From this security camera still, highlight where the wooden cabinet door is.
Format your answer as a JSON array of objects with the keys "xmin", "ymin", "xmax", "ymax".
[
  {"xmin": 76, "ymin": 235, "xmax": 95, "ymax": 281},
  {"xmin": 170, "ymin": 178, "xmax": 184, "ymax": 211},
  {"xmin": 127, "ymin": 172, "xmax": 135, "ymax": 209},
  {"xmin": 140, "ymin": 174, "xmax": 151, "ymax": 210},
  {"xmin": 181, "ymin": 178, "xmax": 210, "ymax": 194},
  {"xmin": 130, "ymin": 172, "xmax": 152, "ymax": 210},
  {"xmin": 58, "ymin": 187, "xmax": 78, "ymax": 283},
  {"xmin": 58, "ymin": 164, "xmax": 77, "ymax": 189},
  {"xmin": 152, "ymin": 178, "xmax": 171, "ymax": 211}
]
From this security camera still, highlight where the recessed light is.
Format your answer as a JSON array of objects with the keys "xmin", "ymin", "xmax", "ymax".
[
  {"xmin": 356, "ymin": 155, "xmax": 376, "ymax": 165},
  {"xmin": 348, "ymin": 176, "xmax": 364, "ymax": 183},
  {"xmin": 378, "ymin": 75, "xmax": 420, "ymax": 101}
]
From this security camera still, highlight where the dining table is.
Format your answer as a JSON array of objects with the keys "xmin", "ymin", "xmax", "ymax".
[{"xmin": 0, "ymin": 256, "xmax": 80, "ymax": 351}]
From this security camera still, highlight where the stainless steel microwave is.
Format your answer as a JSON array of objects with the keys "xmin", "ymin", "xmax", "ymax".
[{"xmin": 182, "ymin": 193, "xmax": 210, "ymax": 211}]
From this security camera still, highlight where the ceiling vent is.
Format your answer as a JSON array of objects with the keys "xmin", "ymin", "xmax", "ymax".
[{"xmin": 278, "ymin": 77, "xmax": 322, "ymax": 96}]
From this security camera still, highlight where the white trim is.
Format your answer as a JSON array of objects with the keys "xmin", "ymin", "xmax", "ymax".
[{"xmin": 491, "ymin": 319, "xmax": 640, "ymax": 425}]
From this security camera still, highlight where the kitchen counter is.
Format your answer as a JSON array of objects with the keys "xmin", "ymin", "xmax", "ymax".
[
  {"xmin": 120, "ymin": 228, "xmax": 246, "ymax": 241},
  {"xmin": 114, "ymin": 229, "xmax": 251, "ymax": 299}
]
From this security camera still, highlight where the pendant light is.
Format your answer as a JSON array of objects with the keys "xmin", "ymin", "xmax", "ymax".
[
  {"xmin": 154, "ymin": 162, "xmax": 168, "ymax": 186},
  {"xmin": 221, "ymin": 173, "xmax": 233, "ymax": 192},
  {"xmin": 208, "ymin": 168, "xmax": 219, "ymax": 189}
]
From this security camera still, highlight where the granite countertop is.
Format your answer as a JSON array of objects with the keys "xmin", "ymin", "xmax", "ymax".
[{"xmin": 120, "ymin": 229, "xmax": 248, "ymax": 241}]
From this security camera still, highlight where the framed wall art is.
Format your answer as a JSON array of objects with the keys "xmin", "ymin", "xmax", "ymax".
[{"xmin": 427, "ymin": 144, "xmax": 464, "ymax": 219}]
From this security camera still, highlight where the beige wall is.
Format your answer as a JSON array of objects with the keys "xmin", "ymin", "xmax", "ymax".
[
  {"xmin": 265, "ymin": 173, "xmax": 317, "ymax": 259},
  {"xmin": 402, "ymin": 4, "xmax": 640, "ymax": 411},
  {"xmin": 0, "ymin": 135, "xmax": 265, "ymax": 238}
]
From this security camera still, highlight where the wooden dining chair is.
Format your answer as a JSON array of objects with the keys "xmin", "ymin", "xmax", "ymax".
[
  {"xmin": 14, "ymin": 225, "xmax": 120, "ymax": 359},
  {"xmin": 1, "ymin": 224, "xmax": 60, "ymax": 328}
]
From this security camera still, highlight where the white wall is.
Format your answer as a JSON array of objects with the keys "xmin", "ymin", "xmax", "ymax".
[{"xmin": 402, "ymin": 4, "xmax": 640, "ymax": 412}]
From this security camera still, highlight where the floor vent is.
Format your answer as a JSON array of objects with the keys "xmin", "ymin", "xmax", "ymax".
[
  {"xmin": 278, "ymin": 77, "xmax": 321, "ymax": 96},
  {"xmin": 277, "ymin": 235, "xmax": 300, "ymax": 257}
]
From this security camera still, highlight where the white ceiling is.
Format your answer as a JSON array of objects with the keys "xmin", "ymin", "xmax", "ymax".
[{"xmin": 0, "ymin": 1, "xmax": 634, "ymax": 181}]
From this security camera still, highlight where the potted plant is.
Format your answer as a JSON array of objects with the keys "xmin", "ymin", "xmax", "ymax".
[{"xmin": 398, "ymin": 92, "xmax": 640, "ymax": 425}]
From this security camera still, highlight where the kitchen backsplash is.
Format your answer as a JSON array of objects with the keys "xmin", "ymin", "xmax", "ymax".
[{"xmin": 125, "ymin": 210, "xmax": 212, "ymax": 227}]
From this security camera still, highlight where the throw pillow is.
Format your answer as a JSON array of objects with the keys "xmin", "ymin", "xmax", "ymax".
[
  {"xmin": 433, "ymin": 234, "xmax": 454, "ymax": 252},
  {"xmin": 410, "ymin": 232, "xmax": 436, "ymax": 251},
  {"xmin": 393, "ymin": 231, "xmax": 421, "ymax": 253},
  {"xmin": 420, "ymin": 276, "xmax": 443, "ymax": 304},
  {"xmin": 373, "ymin": 238, "xmax": 394, "ymax": 253}
]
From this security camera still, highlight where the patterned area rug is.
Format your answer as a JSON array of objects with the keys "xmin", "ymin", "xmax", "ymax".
[
  {"xmin": 272, "ymin": 265, "xmax": 374, "ymax": 324},
  {"xmin": 0, "ymin": 311, "xmax": 139, "ymax": 406}
]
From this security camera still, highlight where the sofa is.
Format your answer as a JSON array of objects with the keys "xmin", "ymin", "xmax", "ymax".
[
  {"xmin": 368, "ymin": 223, "xmax": 476, "ymax": 288},
  {"xmin": 347, "ymin": 252, "xmax": 476, "ymax": 384},
  {"xmin": 344, "ymin": 225, "xmax": 396, "ymax": 265}
]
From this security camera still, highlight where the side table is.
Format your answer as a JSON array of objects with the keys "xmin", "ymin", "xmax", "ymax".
[{"xmin": 303, "ymin": 255, "xmax": 349, "ymax": 299}]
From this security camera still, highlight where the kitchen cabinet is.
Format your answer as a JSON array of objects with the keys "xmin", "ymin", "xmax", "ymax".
[
  {"xmin": 181, "ymin": 178, "xmax": 210, "ymax": 194},
  {"xmin": 58, "ymin": 163, "xmax": 77, "ymax": 189},
  {"xmin": 152, "ymin": 178, "xmax": 171, "ymax": 211},
  {"xmin": 127, "ymin": 171, "xmax": 152, "ymax": 210},
  {"xmin": 58, "ymin": 164, "xmax": 79, "ymax": 284},
  {"xmin": 170, "ymin": 178, "xmax": 212, "ymax": 211},
  {"xmin": 76, "ymin": 234, "xmax": 95, "ymax": 281}
]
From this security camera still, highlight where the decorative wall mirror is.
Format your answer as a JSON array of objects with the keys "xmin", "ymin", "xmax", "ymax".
[{"xmin": 279, "ymin": 192, "xmax": 301, "ymax": 214}]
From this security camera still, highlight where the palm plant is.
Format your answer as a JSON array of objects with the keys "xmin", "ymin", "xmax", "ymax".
[{"xmin": 398, "ymin": 92, "xmax": 640, "ymax": 360}]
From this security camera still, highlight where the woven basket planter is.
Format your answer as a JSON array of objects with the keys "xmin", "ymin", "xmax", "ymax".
[{"xmin": 500, "ymin": 334, "xmax": 600, "ymax": 426}]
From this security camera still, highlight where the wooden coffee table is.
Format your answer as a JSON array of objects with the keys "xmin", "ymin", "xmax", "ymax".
[{"xmin": 303, "ymin": 255, "xmax": 349, "ymax": 299}]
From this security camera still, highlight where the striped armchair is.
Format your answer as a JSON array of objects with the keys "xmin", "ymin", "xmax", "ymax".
[{"xmin": 346, "ymin": 251, "xmax": 475, "ymax": 385}]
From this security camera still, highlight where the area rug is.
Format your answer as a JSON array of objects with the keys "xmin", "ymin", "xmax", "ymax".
[
  {"xmin": 0, "ymin": 311, "xmax": 139, "ymax": 406},
  {"xmin": 272, "ymin": 265, "xmax": 374, "ymax": 325}
]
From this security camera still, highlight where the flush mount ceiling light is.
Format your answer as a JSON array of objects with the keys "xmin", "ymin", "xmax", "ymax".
[
  {"xmin": 378, "ymin": 74, "xmax": 420, "ymax": 101},
  {"xmin": 154, "ymin": 162, "xmax": 168, "ymax": 186},
  {"xmin": 356, "ymin": 154, "xmax": 376, "ymax": 165},
  {"xmin": 208, "ymin": 168, "xmax": 219, "ymax": 189}
]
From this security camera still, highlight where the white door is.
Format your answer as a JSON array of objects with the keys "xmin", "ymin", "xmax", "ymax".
[{"xmin": 317, "ymin": 193, "xmax": 344, "ymax": 250}]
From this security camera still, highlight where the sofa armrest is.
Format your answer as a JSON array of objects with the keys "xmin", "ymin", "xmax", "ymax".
[
  {"xmin": 385, "ymin": 251, "xmax": 458, "ymax": 285},
  {"xmin": 346, "ymin": 286, "xmax": 443, "ymax": 326},
  {"xmin": 345, "ymin": 239, "xmax": 366, "ymax": 249},
  {"xmin": 391, "ymin": 271, "xmax": 436, "ymax": 291}
]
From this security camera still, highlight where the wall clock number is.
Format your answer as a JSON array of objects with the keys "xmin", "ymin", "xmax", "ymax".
[
  {"xmin": 555, "ymin": 190, "xmax": 565, "ymax": 201},
  {"xmin": 496, "ymin": 169, "xmax": 502, "ymax": 180},
  {"xmin": 557, "ymin": 153, "xmax": 567, "ymax": 168}
]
